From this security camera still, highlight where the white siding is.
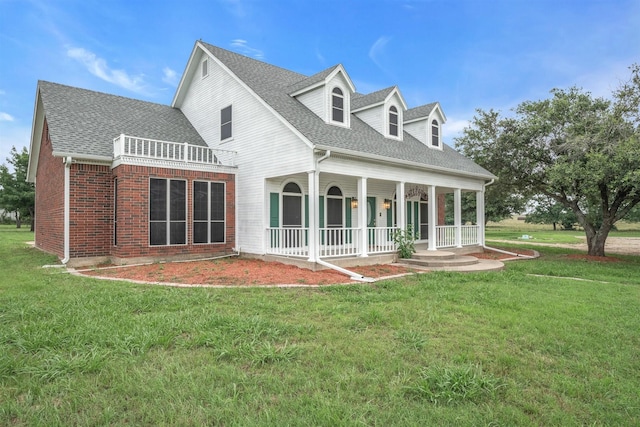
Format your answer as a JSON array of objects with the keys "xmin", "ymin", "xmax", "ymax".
[
  {"xmin": 179, "ymin": 52, "xmax": 313, "ymax": 255},
  {"xmin": 296, "ymin": 86, "xmax": 325, "ymax": 120},
  {"xmin": 354, "ymin": 106, "xmax": 384, "ymax": 135},
  {"xmin": 405, "ymin": 120, "xmax": 427, "ymax": 145}
]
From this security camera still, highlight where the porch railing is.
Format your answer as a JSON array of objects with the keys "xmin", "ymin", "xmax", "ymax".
[
  {"xmin": 113, "ymin": 134, "xmax": 236, "ymax": 167},
  {"xmin": 319, "ymin": 228, "xmax": 361, "ymax": 257},
  {"xmin": 266, "ymin": 227, "xmax": 308, "ymax": 257},
  {"xmin": 367, "ymin": 227, "xmax": 398, "ymax": 254},
  {"xmin": 461, "ymin": 225, "xmax": 479, "ymax": 246},
  {"xmin": 435, "ymin": 225, "xmax": 480, "ymax": 248}
]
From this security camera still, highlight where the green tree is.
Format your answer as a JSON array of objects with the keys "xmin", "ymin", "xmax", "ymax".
[
  {"xmin": 455, "ymin": 65, "xmax": 640, "ymax": 256},
  {"xmin": 525, "ymin": 196, "xmax": 577, "ymax": 230},
  {"xmin": 0, "ymin": 146, "xmax": 35, "ymax": 229}
]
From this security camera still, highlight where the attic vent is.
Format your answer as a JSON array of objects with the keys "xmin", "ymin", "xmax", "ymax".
[{"xmin": 202, "ymin": 59, "xmax": 208, "ymax": 78}]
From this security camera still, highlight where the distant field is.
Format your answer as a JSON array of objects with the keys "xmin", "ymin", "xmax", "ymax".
[{"xmin": 486, "ymin": 217, "xmax": 640, "ymax": 243}]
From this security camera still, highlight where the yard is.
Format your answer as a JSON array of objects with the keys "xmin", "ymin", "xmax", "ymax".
[{"xmin": 1, "ymin": 224, "xmax": 639, "ymax": 425}]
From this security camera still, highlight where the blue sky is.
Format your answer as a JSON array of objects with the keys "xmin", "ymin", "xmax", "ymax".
[{"xmin": 1, "ymin": 0, "xmax": 639, "ymax": 166}]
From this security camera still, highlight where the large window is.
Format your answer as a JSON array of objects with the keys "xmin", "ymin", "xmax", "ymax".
[
  {"xmin": 389, "ymin": 106, "xmax": 399, "ymax": 137},
  {"xmin": 193, "ymin": 181, "xmax": 226, "ymax": 244},
  {"xmin": 149, "ymin": 178, "xmax": 186, "ymax": 246},
  {"xmin": 331, "ymin": 88, "xmax": 344, "ymax": 123},
  {"xmin": 431, "ymin": 120, "xmax": 440, "ymax": 147},
  {"xmin": 221, "ymin": 105, "xmax": 232, "ymax": 140}
]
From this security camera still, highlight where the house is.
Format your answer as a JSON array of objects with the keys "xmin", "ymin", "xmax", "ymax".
[{"xmin": 27, "ymin": 41, "xmax": 495, "ymax": 271}]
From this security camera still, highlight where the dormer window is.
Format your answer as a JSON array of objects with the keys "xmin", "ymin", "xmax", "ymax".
[
  {"xmin": 389, "ymin": 106, "xmax": 399, "ymax": 137},
  {"xmin": 331, "ymin": 88, "xmax": 344, "ymax": 123},
  {"xmin": 431, "ymin": 120, "xmax": 440, "ymax": 147}
]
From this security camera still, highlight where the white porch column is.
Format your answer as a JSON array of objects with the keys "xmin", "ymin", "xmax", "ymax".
[
  {"xmin": 396, "ymin": 182, "xmax": 405, "ymax": 231},
  {"xmin": 454, "ymin": 188, "xmax": 462, "ymax": 248},
  {"xmin": 476, "ymin": 190, "xmax": 485, "ymax": 246},
  {"xmin": 358, "ymin": 177, "xmax": 368, "ymax": 257},
  {"xmin": 307, "ymin": 171, "xmax": 318, "ymax": 262},
  {"xmin": 427, "ymin": 185, "xmax": 437, "ymax": 251}
]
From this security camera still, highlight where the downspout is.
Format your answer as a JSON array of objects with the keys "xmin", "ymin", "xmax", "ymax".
[
  {"xmin": 313, "ymin": 149, "xmax": 374, "ymax": 282},
  {"xmin": 61, "ymin": 156, "xmax": 72, "ymax": 264}
]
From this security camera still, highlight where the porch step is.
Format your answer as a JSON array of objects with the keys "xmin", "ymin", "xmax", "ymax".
[{"xmin": 397, "ymin": 250, "xmax": 505, "ymax": 272}]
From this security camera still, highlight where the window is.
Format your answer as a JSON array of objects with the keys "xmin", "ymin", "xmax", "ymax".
[
  {"xmin": 193, "ymin": 181, "xmax": 226, "ymax": 244},
  {"xmin": 389, "ymin": 106, "xmax": 399, "ymax": 137},
  {"xmin": 431, "ymin": 120, "xmax": 440, "ymax": 147},
  {"xmin": 202, "ymin": 59, "xmax": 208, "ymax": 78},
  {"xmin": 282, "ymin": 182, "xmax": 302, "ymax": 228},
  {"xmin": 331, "ymin": 88, "xmax": 344, "ymax": 123},
  {"xmin": 221, "ymin": 105, "xmax": 232, "ymax": 140},
  {"xmin": 149, "ymin": 178, "xmax": 186, "ymax": 246}
]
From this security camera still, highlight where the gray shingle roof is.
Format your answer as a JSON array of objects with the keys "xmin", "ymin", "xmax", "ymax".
[
  {"xmin": 39, "ymin": 81, "xmax": 207, "ymax": 159},
  {"xmin": 405, "ymin": 102, "xmax": 438, "ymax": 122},
  {"xmin": 351, "ymin": 86, "xmax": 396, "ymax": 111},
  {"xmin": 287, "ymin": 65, "xmax": 340, "ymax": 95},
  {"xmin": 200, "ymin": 42, "xmax": 494, "ymax": 179}
]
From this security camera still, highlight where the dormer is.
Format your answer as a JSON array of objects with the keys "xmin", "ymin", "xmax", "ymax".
[
  {"xmin": 404, "ymin": 102, "xmax": 446, "ymax": 150},
  {"xmin": 289, "ymin": 64, "xmax": 355, "ymax": 128},
  {"xmin": 352, "ymin": 86, "xmax": 407, "ymax": 140}
]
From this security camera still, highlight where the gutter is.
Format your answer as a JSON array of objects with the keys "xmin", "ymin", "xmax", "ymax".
[{"xmin": 61, "ymin": 156, "xmax": 72, "ymax": 264}]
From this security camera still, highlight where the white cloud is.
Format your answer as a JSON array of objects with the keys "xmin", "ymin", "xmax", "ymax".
[
  {"xmin": 162, "ymin": 67, "xmax": 179, "ymax": 86},
  {"xmin": 442, "ymin": 117, "xmax": 470, "ymax": 142},
  {"xmin": 230, "ymin": 39, "xmax": 264, "ymax": 59},
  {"xmin": 221, "ymin": 0, "xmax": 247, "ymax": 18},
  {"xmin": 67, "ymin": 47, "xmax": 147, "ymax": 94},
  {"xmin": 0, "ymin": 112, "xmax": 15, "ymax": 122}
]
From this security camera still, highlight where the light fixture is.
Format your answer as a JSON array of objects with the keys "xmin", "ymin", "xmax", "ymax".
[
  {"xmin": 383, "ymin": 199, "xmax": 392, "ymax": 210},
  {"xmin": 351, "ymin": 197, "xmax": 358, "ymax": 209}
]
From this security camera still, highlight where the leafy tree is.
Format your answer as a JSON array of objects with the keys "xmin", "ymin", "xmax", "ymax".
[
  {"xmin": 455, "ymin": 110, "xmax": 528, "ymax": 224},
  {"xmin": 525, "ymin": 196, "xmax": 577, "ymax": 230},
  {"xmin": 455, "ymin": 64, "xmax": 640, "ymax": 256},
  {"xmin": 0, "ymin": 146, "xmax": 35, "ymax": 229}
]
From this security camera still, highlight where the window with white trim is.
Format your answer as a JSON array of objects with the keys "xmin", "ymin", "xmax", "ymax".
[
  {"xmin": 193, "ymin": 181, "xmax": 226, "ymax": 244},
  {"xmin": 221, "ymin": 105, "xmax": 232, "ymax": 141},
  {"xmin": 389, "ymin": 106, "xmax": 399, "ymax": 137},
  {"xmin": 431, "ymin": 120, "xmax": 440, "ymax": 147},
  {"xmin": 331, "ymin": 88, "xmax": 344, "ymax": 123},
  {"xmin": 202, "ymin": 59, "xmax": 208, "ymax": 78},
  {"xmin": 149, "ymin": 178, "xmax": 186, "ymax": 246}
]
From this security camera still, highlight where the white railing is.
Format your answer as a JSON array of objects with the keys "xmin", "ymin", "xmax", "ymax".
[
  {"xmin": 367, "ymin": 227, "xmax": 398, "ymax": 254},
  {"xmin": 113, "ymin": 134, "xmax": 236, "ymax": 167},
  {"xmin": 461, "ymin": 225, "xmax": 479, "ymax": 246},
  {"xmin": 266, "ymin": 227, "xmax": 308, "ymax": 257},
  {"xmin": 435, "ymin": 225, "xmax": 457, "ymax": 248},
  {"xmin": 319, "ymin": 228, "xmax": 361, "ymax": 257}
]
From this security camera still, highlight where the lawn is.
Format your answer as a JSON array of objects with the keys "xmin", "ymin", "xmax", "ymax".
[{"xmin": 1, "ymin": 225, "xmax": 639, "ymax": 425}]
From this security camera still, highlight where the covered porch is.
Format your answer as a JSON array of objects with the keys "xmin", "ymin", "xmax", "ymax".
[{"xmin": 264, "ymin": 171, "xmax": 486, "ymax": 263}]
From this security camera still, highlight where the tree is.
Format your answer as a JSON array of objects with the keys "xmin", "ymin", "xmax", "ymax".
[
  {"xmin": 0, "ymin": 146, "xmax": 35, "ymax": 229},
  {"xmin": 525, "ymin": 196, "xmax": 577, "ymax": 230},
  {"xmin": 455, "ymin": 64, "xmax": 640, "ymax": 256},
  {"xmin": 455, "ymin": 109, "xmax": 528, "ymax": 224}
]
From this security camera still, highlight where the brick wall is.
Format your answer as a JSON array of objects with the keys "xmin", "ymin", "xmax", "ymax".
[
  {"xmin": 34, "ymin": 120, "xmax": 64, "ymax": 258},
  {"xmin": 69, "ymin": 164, "xmax": 113, "ymax": 258},
  {"xmin": 111, "ymin": 164, "xmax": 236, "ymax": 260}
]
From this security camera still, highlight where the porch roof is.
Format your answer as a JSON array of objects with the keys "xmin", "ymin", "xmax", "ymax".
[{"xmin": 199, "ymin": 42, "xmax": 495, "ymax": 180}]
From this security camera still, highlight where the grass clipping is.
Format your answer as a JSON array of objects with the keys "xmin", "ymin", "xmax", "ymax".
[{"xmin": 405, "ymin": 364, "xmax": 504, "ymax": 405}]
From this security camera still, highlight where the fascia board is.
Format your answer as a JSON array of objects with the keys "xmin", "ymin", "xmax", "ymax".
[
  {"xmin": 289, "ymin": 80, "xmax": 325, "ymax": 97},
  {"xmin": 327, "ymin": 65, "xmax": 356, "ymax": 93},
  {"xmin": 352, "ymin": 101, "xmax": 384, "ymax": 113},
  {"xmin": 27, "ymin": 89, "xmax": 43, "ymax": 182},
  {"xmin": 386, "ymin": 87, "xmax": 408, "ymax": 111},
  {"xmin": 171, "ymin": 42, "xmax": 201, "ymax": 108},
  {"xmin": 51, "ymin": 151, "xmax": 113, "ymax": 162}
]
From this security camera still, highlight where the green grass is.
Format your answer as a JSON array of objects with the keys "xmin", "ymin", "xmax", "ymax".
[{"xmin": 1, "ymin": 225, "xmax": 639, "ymax": 425}]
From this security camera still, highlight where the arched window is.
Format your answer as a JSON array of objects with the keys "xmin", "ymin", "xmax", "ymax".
[
  {"xmin": 389, "ymin": 106, "xmax": 399, "ymax": 137},
  {"xmin": 331, "ymin": 88, "xmax": 344, "ymax": 123},
  {"xmin": 431, "ymin": 120, "xmax": 440, "ymax": 147}
]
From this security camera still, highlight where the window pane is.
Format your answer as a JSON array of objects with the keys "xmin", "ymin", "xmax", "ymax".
[
  {"xmin": 150, "ymin": 222, "xmax": 167, "ymax": 245},
  {"xmin": 193, "ymin": 222, "xmax": 208, "ymax": 244},
  {"xmin": 170, "ymin": 180, "xmax": 186, "ymax": 221},
  {"xmin": 170, "ymin": 222, "xmax": 186, "ymax": 245},
  {"xmin": 283, "ymin": 182, "xmax": 301, "ymax": 193},
  {"xmin": 221, "ymin": 123, "xmax": 232, "ymax": 140},
  {"xmin": 282, "ymin": 195, "xmax": 302, "ymax": 227},
  {"xmin": 150, "ymin": 179, "xmax": 166, "ymax": 221},
  {"xmin": 332, "ymin": 108, "xmax": 344, "ymax": 123},
  {"xmin": 389, "ymin": 112, "xmax": 398, "ymax": 125},
  {"xmin": 390, "ymin": 123, "xmax": 398, "ymax": 136},
  {"xmin": 327, "ymin": 186, "xmax": 342, "ymax": 196},
  {"xmin": 211, "ymin": 222, "xmax": 225, "ymax": 243},
  {"xmin": 194, "ymin": 181, "xmax": 208, "ymax": 221},
  {"xmin": 221, "ymin": 106, "xmax": 232, "ymax": 124},
  {"xmin": 327, "ymin": 198, "xmax": 343, "ymax": 227},
  {"xmin": 332, "ymin": 95, "xmax": 343, "ymax": 109},
  {"xmin": 211, "ymin": 183, "xmax": 225, "ymax": 221}
]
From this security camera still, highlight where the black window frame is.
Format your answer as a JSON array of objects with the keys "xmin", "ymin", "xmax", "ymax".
[
  {"xmin": 193, "ymin": 180, "xmax": 226, "ymax": 244},
  {"xmin": 221, "ymin": 105, "xmax": 232, "ymax": 141},
  {"xmin": 149, "ymin": 178, "xmax": 187, "ymax": 246}
]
